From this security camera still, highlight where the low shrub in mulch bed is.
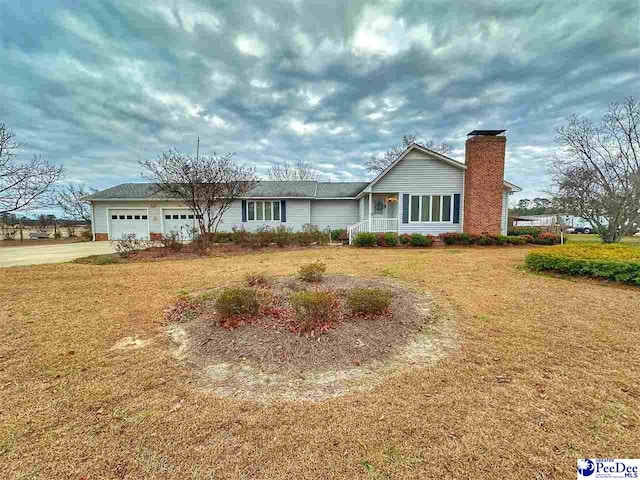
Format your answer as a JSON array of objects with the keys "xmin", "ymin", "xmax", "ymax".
[
  {"xmin": 165, "ymin": 275, "xmax": 433, "ymax": 372},
  {"xmin": 440, "ymin": 232, "xmax": 560, "ymax": 246},
  {"xmin": 526, "ymin": 243, "xmax": 640, "ymax": 285},
  {"xmin": 73, "ymin": 242, "xmax": 324, "ymax": 265}
]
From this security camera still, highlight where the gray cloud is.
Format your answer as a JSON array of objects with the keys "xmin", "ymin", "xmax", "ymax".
[{"xmin": 0, "ymin": 0, "xmax": 638, "ymax": 205}]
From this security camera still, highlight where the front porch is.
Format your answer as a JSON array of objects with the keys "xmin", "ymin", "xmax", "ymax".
[{"xmin": 348, "ymin": 192, "xmax": 399, "ymax": 244}]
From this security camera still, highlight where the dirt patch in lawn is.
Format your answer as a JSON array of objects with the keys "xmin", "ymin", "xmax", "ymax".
[{"xmin": 168, "ymin": 275, "xmax": 455, "ymax": 402}]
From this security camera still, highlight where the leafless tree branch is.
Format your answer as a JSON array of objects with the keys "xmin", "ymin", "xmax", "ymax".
[
  {"xmin": 55, "ymin": 183, "xmax": 96, "ymax": 223},
  {"xmin": 267, "ymin": 159, "xmax": 321, "ymax": 181},
  {"xmin": 140, "ymin": 149, "xmax": 257, "ymax": 238},
  {"xmin": 550, "ymin": 96, "xmax": 640, "ymax": 242},
  {"xmin": 0, "ymin": 123, "xmax": 63, "ymax": 215},
  {"xmin": 365, "ymin": 134, "xmax": 452, "ymax": 173}
]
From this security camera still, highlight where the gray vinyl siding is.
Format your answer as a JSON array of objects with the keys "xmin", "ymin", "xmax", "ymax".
[
  {"xmin": 93, "ymin": 199, "xmax": 314, "ymax": 235},
  {"xmin": 310, "ymin": 200, "xmax": 359, "ymax": 230},
  {"xmin": 501, "ymin": 191, "xmax": 509, "ymax": 235},
  {"xmin": 372, "ymin": 150, "xmax": 464, "ymax": 194},
  {"xmin": 371, "ymin": 149, "xmax": 464, "ymax": 235},
  {"xmin": 224, "ymin": 199, "xmax": 311, "ymax": 232}
]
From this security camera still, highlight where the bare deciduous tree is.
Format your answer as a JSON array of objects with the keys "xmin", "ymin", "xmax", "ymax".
[
  {"xmin": 365, "ymin": 134, "xmax": 452, "ymax": 173},
  {"xmin": 550, "ymin": 96, "xmax": 640, "ymax": 243},
  {"xmin": 140, "ymin": 149, "xmax": 257, "ymax": 238},
  {"xmin": 267, "ymin": 159, "xmax": 321, "ymax": 181},
  {"xmin": 55, "ymin": 183, "xmax": 95, "ymax": 223},
  {"xmin": 0, "ymin": 123, "xmax": 63, "ymax": 214}
]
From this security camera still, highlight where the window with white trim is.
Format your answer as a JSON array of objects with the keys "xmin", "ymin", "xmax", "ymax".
[
  {"xmin": 246, "ymin": 201, "xmax": 281, "ymax": 221},
  {"xmin": 408, "ymin": 195, "xmax": 453, "ymax": 223}
]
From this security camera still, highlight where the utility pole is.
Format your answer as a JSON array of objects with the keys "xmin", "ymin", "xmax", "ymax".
[{"xmin": 196, "ymin": 137, "xmax": 200, "ymax": 161}]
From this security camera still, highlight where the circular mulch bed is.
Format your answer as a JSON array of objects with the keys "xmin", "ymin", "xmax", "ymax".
[{"xmin": 167, "ymin": 275, "xmax": 455, "ymax": 402}]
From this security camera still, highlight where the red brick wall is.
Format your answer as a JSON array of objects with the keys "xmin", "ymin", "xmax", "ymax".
[
  {"xmin": 463, "ymin": 135, "xmax": 506, "ymax": 234},
  {"xmin": 95, "ymin": 233, "xmax": 108, "ymax": 241}
]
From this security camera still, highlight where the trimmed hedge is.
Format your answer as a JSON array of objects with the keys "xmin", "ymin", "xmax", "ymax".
[
  {"xmin": 525, "ymin": 243, "xmax": 640, "ymax": 285},
  {"xmin": 508, "ymin": 226, "xmax": 543, "ymax": 237},
  {"xmin": 440, "ymin": 232, "xmax": 551, "ymax": 246},
  {"xmin": 354, "ymin": 232, "xmax": 435, "ymax": 247}
]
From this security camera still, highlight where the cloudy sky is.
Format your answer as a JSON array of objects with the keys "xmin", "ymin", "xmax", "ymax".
[{"xmin": 1, "ymin": 0, "xmax": 638, "ymax": 205}]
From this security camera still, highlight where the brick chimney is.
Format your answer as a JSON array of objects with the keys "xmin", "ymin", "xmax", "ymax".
[{"xmin": 463, "ymin": 130, "xmax": 506, "ymax": 234}]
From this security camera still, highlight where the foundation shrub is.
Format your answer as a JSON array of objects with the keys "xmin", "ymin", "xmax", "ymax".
[
  {"xmin": 298, "ymin": 261, "xmax": 326, "ymax": 282},
  {"xmin": 440, "ymin": 232, "xmax": 474, "ymax": 245},
  {"xmin": 525, "ymin": 243, "xmax": 640, "ymax": 285},
  {"xmin": 214, "ymin": 232, "xmax": 234, "ymax": 243},
  {"xmin": 254, "ymin": 227, "xmax": 274, "ymax": 248},
  {"xmin": 347, "ymin": 288, "xmax": 392, "ymax": 315},
  {"xmin": 273, "ymin": 225, "xmax": 293, "ymax": 247},
  {"xmin": 508, "ymin": 226, "xmax": 543, "ymax": 237},
  {"xmin": 353, "ymin": 232, "xmax": 377, "ymax": 247},
  {"xmin": 331, "ymin": 229, "xmax": 347, "ymax": 241},
  {"xmin": 376, "ymin": 232, "xmax": 398, "ymax": 247},
  {"xmin": 160, "ymin": 230, "xmax": 183, "ymax": 252},
  {"xmin": 110, "ymin": 234, "xmax": 151, "ymax": 258},
  {"xmin": 518, "ymin": 234, "xmax": 535, "ymax": 243},
  {"xmin": 506, "ymin": 235, "xmax": 528, "ymax": 245},
  {"xmin": 398, "ymin": 233, "xmax": 412, "ymax": 245},
  {"xmin": 534, "ymin": 232, "xmax": 561, "ymax": 245},
  {"xmin": 410, "ymin": 233, "xmax": 434, "ymax": 247},
  {"xmin": 231, "ymin": 227, "xmax": 254, "ymax": 248}
]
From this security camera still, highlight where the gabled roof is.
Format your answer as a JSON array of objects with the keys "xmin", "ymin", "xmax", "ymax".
[
  {"xmin": 316, "ymin": 182, "xmax": 369, "ymax": 198},
  {"xmin": 357, "ymin": 143, "xmax": 467, "ymax": 197},
  {"xmin": 358, "ymin": 142, "xmax": 521, "ymax": 196},
  {"xmin": 85, "ymin": 181, "xmax": 372, "ymax": 201}
]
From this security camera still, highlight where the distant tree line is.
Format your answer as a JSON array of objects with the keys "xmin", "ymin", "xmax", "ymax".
[{"xmin": 510, "ymin": 197, "xmax": 558, "ymax": 216}]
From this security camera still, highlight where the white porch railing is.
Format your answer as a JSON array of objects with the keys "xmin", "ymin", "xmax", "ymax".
[
  {"xmin": 370, "ymin": 217, "xmax": 399, "ymax": 233},
  {"xmin": 347, "ymin": 218, "xmax": 399, "ymax": 244}
]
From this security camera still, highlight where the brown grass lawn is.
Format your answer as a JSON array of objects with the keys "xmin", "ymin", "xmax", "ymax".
[{"xmin": 1, "ymin": 247, "xmax": 638, "ymax": 479}]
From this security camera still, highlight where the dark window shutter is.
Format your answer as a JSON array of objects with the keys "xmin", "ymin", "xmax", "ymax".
[
  {"xmin": 281, "ymin": 200, "xmax": 286, "ymax": 222},
  {"xmin": 402, "ymin": 194, "xmax": 409, "ymax": 224},
  {"xmin": 453, "ymin": 194, "xmax": 461, "ymax": 224},
  {"xmin": 241, "ymin": 200, "xmax": 247, "ymax": 222}
]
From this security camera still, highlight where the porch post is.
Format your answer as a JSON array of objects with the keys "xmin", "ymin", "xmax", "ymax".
[{"xmin": 368, "ymin": 192, "xmax": 372, "ymax": 230}]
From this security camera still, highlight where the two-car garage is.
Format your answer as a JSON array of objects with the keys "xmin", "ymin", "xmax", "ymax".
[{"xmin": 107, "ymin": 208, "xmax": 197, "ymax": 240}]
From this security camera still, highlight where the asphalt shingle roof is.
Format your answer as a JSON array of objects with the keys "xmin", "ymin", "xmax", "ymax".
[
  {"xmin": 315, "ymin": 182, "xmax": 370, "ymax": 198},
  {"xmin": 85, "ymin": 181, "xmax": 371, "ymax": 200}
]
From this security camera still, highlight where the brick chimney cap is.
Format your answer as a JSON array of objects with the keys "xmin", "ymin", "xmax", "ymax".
[{"xmin": 467, "ymin": 129, "xmax": 506, "ymax": 136}]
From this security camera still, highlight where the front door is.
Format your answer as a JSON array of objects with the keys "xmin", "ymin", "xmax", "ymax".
[{"xmin": 372, "ymin": 195, "xmax": 387, "ymax": 217}]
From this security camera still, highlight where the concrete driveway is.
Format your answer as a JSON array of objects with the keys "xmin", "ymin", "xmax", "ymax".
[{"xmin": 0, "ymin": 242, "xmax": 115, "ymax": 267}]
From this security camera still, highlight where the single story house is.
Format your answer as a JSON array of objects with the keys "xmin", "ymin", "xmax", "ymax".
[{"xmin": 86, "ymin": 130, "xmax": 521, "ymax": 242}]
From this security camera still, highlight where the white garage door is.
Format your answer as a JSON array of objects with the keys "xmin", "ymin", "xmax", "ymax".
[
  {"xmin": 163, "ymin": 209, "xmax": 197, "ymax": 240},
  {"xmin": 109, "ymin": 209, "xmax": 149, "ymax": 240}
]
